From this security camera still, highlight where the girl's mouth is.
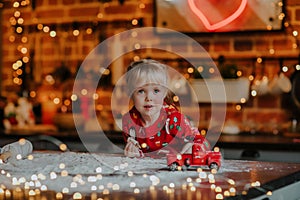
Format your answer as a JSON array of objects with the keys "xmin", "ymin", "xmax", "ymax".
[{"xmin": 144, "ymin": 105, "xmax": 153, "ymax": 109}]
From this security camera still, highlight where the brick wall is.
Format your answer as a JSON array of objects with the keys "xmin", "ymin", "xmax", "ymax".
[{"xmin": 1, "ymin": 0, "xmax": 300, "ymax": 131}]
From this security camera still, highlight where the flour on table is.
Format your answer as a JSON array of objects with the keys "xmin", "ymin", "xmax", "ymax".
[{"xmin": 0, "ymin": 151, "xmax": 255, "ymax": 194}]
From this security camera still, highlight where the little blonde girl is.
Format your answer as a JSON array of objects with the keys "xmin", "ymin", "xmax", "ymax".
[{"xmin": 122, "ymin": 59, "xmax": 210, "ymax": 158}]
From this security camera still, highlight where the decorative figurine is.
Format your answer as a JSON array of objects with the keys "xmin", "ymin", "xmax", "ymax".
[
  {"xmin": 16, "ymin": 97, "xmax": 35, "ymax": 127},
  {"xmin": 3, "ymin": 97, "xmax": 35, "ymax": 129}
]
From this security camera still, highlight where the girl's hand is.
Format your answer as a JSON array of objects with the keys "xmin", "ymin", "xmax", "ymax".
[{"xmin": 124, "ymin": 138, "xmax": 144, "ymax": 158}]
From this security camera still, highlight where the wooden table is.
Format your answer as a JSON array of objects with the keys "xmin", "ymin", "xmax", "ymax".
[{"xmin": 0, "ymin": 151, "xmax": 299, "ymax": 200}]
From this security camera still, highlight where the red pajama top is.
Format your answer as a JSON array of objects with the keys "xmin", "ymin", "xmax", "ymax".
[{"xmin": 122, "ymin": 103, "xmax": 202, "ymax": 155}]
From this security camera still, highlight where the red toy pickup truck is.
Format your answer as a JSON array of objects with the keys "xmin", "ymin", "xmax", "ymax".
[{"xmin": 167, "ymin": 139, "xmax": 222, "ymax": 171}]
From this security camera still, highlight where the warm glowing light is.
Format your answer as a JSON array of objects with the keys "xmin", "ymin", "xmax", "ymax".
[
  {"xmin": 278, "ymin": 13, "xmax": 285, "ymax": 20},
  {"xmin": 266, "ymin": 25, "xmax": 273, "ymax": 30},
  {"xmin": 213, "ymin": 147, "xmax": 220, "ymax": 152},
  {"xmin": 43, "ymin": 26, "xmax": 50, "ymax": 33},
  {"xmin": 21, "ymin": 47, "xmax": 27, "ymax": 54},
  {"xmin": 200, "ymin": 129, "xmax": 206, "ymax": 135},
  {"xmin": 62, "ymin": 188, "xmax": 69, "ymax": 193},
  {"xmin": 173, "ymin": 95, "xmax": 179, "ymax": 102},
  {"xmin": 13, "ymin": 2, "xmax": 20, "ymax": 7},
  {"xmin": 228, "ymin": 179, "xmax": 235, "ymax": 185},
  {"xmin": 188, "ymin": 0, "xmax": 247, "ymax": 31},
  {"xmin": 41, "ymin": 185, "xmax": 48, "ymax": 191},
  {"xmin": 10, "ymin": 17, "xmax": 17, "ymax": 26},
  {"xmin": 229, "ymin": 187, "xmax": 236, "ymax": 193},
  {"xmin": 293, "ymin": 30, "xmax": 298, "ymax": 37},
  {"xmin": 293, "ymin": 43, "xmax": 298, "ymax": 49},
  {"xmin": 17, "ymin": 18, "xmax": 24, "ymax": 24},
  {"xmin": 73, "ymin": 30, "xmax": 80, "ymax": 36},
  {"xmin": 61, "ymin": 106, "xmax": 67, "ymax": 112},
  {"xmin": 284, "ymin": 22, "xmax": 289, "ymax": 27},
  {"xmin": 240, "ymin": 98, "xmax": 246, "ymax": 103},
  {"xmin": 56, "ymin": 192, "xmax": 63, "ymax": 199},
  {"xmin": 248, "ymin": 75, "xmax": 254, "ymax": 81},
  {"xmin": 45, "ymin": 74, "xmax": 55, "ymax": 84},
  {"xmin": 81, "ymin": 89, "xmax": 88, "ymax": 95},
  {"xmin": 9, "ymin": 35, "xmax": 16, "ymax": 42},
  {"xmin": 71, "ymin": 94, "xmax": 78, "ymax": 101},
  {"xmin": 86, "ymin": 28, "xmax": 93, "ymax": 34},
  {"xmin": 93, "ymin": 93, "xmax": 99, "ymax": 100},
  {"xmin": 209, "ymin": 67, "xmax": 215, "ymax": 74},
  {"xmin": 133, "ymin": 56, "xmax": 140, "ymax": 61},
  {"xmin": 256, "ymin": 57, "xmax": 262, "ymax": 63},
  {"xmin": 16, "ymin": 69, "xmax": 23, "ymax": 75},
  {"xmin": 103, "ymin": 189, "xmax": 109, "ymax": 195},
  {"xmin": 59, "ymin": 163, "xmax": 66, "ymax": 169},
  {"xmin": 134, "ymin": 43, "xmax": 141, "ymax": 49},
  {"xmin": 131, "ymin": 31, "xmax": 138, "ymax": 37},
  {"xmin": 130, "ymin": 182, "xmax": 136, "ymax": 188},
  {"xmin": 13, "ymin": 78, "xmax": 22, "ymax": 85},
  {"xmin": 12, "ymin": 63, "xmax": 18, "ymax": 70},
  {"xmin": 50, "ymin": 172, "xmax": 57, "ymax": 179},
  {"xmin": 139, "ymin": 3, "xmax": 145, "ymax": 9},
  {"xmin": 64, "ymin": 99, "xmax": 71, "ymax": 106},
  {"xmin": 251, "ymin": 90, "xmax": 257, "ymax": 97},
  {"xmin": 95, "ymin": 167, "xmax": 102, "ymax": 173},
  {"xmin": 97, "ymin": 13, "xmax": 104, "ymax": 19},
  {"xmin": 132, "ymin": 19, "xmax": 138, "ymax": 26},
  {"xmin": 53, "ymin": 97, "xmax": 60, "ymax": 104},
  {"xmin": 27, "ymin": 154, "xmax": 34, "ymax": 160},
  {"xmin": 282, "ymin": 66, "xmax": 288, "ymax": 72},
  {"xmin": 21, "ymin": 36, "xmax": 28, "ymax": 43},
  {"xmin": 16, "ymin": 26, "xmax": 23, "ymax": 33},
  {"xmin": 141, "ymin": 143, "xmax": 147, "ymax": 148},
  {"xmin": 22, "ymin": 56, "xmax": 29, "ymax": 63},
  {"xmin": 28, "ymin": 189, "xmax": 36, "ymax": 196},
  {"xmin": 197, "ymin": 66, "xmax": 204, "ymax": 72},
  {"xmin": 215, "ymin": 186, "xmax": 222, "ymax": 193},
  {"xmin": 14, "ymin": 11, "xmax": 21, "ymax": 17},
  {"xmin": 112, "ymin": 184, "xmax": 120, "ymax": 190},
  {"xmin": 216, "ymin": 193, "xmax": 224, "ymax": 199},
  {"xmin": 235, "ymin": 104, "xmax": 242, "ymax": 111},
  {"xmin": 37, "ymin": 24, "xmax": 43, "ymax": 30},
  {"xmin": 50, "ymin": 30, "xmax": 56, "ymax": 37},
  {"xmin": 186, "ymin": 67, "xmax": 193, "ymax": 73},
  {"xmin": 266, "ymin": 191, "xmax": 273, "ymax": 196},
  {"xmin": 71, "ymin": 182, "xmax": 78, "ymax": 188},
  {"xmin": 236, "ymin": 70, "xmax": 242, "ymax": 77},
  {"xmin": 88, "ymin": 176, "xmax": 97, "ymax": 182},
  {"xmin": 128, "ymin": 171, "xmax": 133, "ymax": 177}
]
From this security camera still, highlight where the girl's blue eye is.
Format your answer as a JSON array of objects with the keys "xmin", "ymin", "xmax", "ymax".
[
  {"xmin": 137, "ymin": 89, "xmax": 144, "ymax": 94},
  {"xmin": 154, "ymin": 89, "xmax": 160, "ymax": 93}
]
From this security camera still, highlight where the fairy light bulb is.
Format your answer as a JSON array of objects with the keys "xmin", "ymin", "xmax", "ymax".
[
  {"xmin": 73, "ymin": 29, "xmax": 80, "ymax": 36},
  {"xmin": 293, "ymin": 30, "xmax": 298, "ymax": 37}
]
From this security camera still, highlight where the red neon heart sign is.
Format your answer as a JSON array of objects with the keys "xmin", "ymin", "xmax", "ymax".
[{"xmin": 188, "ymin": 0, "xmax": 248, "ymax": 31}]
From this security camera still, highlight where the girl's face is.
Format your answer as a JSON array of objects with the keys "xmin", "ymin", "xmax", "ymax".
[{"xmin": 132, "ymin": 83, "xmax": 167, "ymax": 121}]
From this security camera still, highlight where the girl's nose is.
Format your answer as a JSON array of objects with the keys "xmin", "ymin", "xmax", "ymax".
[{"xmin": 145, "ymin": 92, "xmax": 153, "ymax": 101}]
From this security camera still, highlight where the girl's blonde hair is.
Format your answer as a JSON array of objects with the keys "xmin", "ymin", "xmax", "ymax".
[{"xmin": 125, "ymin": 59, "xmax": 169, "ymax": 97}]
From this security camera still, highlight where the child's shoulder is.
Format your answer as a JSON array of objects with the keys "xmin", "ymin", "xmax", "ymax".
[
  {"xmin": 122, "ymin": 107, "xmax": 140, "ymax": 123},
  {"xmin": 163, "ymin": 104, "xmax": 183, "ymax": 118}
]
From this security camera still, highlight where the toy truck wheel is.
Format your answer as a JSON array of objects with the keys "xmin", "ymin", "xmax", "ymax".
[
  {"xmin": 184, "ymin": 158, "xmax": 190, "ymax": 167},
  {"xmin": 169, "ymin": 162, "xmax": 179, "ymax": 171},
  {"xmin": 209, "ymin": 162, "xmax": 219, "ymax": 170}
]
